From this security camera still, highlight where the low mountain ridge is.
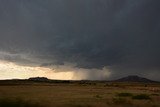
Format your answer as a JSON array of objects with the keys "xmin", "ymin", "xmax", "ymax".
[
  {"xmin": 28, "ymin": 77, "xmax": 49, "ymax": 82},
  {"xmin": 114, "ymin": 75, "xmax": 157, "ymax": 83}
]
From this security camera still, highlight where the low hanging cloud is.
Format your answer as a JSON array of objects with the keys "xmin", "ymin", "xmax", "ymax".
[
  {"xmin": 0, "ymin": 0, "xmax": 160, "ymax": 80},
  {"xmin": 0, "ymin": 60, "xmax": 111, "ymax": 80}
]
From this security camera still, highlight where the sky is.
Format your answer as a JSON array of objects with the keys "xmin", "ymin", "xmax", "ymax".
[{"xmin": 0, "ymin": 0, "xmax": 160, "ymax": 81}]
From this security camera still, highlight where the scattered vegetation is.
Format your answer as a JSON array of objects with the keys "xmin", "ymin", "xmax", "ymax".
[
  {"xmin": 112, "ymin": 97, "xmax": 131, "ymax": 105},
  {"xmin": 0, "ymin": 81, "xmax": 159, "ymax": 107},
  {"xmin": 132, "ymin": 94, "xmax": 151, "ymax": 100},
  {"xmin": 95, "ymin": 95, "xmax": 102, "ymax": 98},
  {"xmin": 151, "ymin": 93, "xmax": 159, "ymax": 96},
  {"xmin": 117, "ymin": 92, "xmax": 133, "ymax": 97},
  {"xmin": 0, "ymin": 98, "xmax": 43, "ymax": 107}
]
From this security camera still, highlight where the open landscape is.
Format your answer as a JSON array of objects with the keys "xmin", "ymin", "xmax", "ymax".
[
  {"xmin": 0, "ymin": 77, "xmax": 160, "ymax": 107},
  {"xmin": 0, "ymin": 1, "xmax": 160, "ymax": 107}
]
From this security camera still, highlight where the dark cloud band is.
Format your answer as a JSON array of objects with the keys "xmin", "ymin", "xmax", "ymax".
[{"xmin": 0, "ymin": 0, "xmax": 160, "ymax": 80}]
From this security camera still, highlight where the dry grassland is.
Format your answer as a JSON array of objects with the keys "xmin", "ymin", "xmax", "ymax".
[{"xmin": 0, "ymin": 81, "xmax": 159, "ymax": 107}]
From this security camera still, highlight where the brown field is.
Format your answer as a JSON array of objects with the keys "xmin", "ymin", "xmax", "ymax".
[{"xmin": 0, "ymin": 81, "xmax": 160, "ymax": 107}]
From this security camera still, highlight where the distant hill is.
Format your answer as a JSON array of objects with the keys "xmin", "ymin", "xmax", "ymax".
[
  {"xmin": 28, "ymin": 77, "xmax": 49, "ymax": 82},
  {"xmin": 0, "ymin": 76, "xmax": 159, "ymax": 84},
  {"xmin": 114, "ymin": 75, "xmax": 157, "ymax": 83},
  {"xmin": 28, "ymin": 77, "xmax": 71, "ymax": 83}
]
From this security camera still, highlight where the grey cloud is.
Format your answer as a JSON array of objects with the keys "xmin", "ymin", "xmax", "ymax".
[{"xmin": 0, "ymin": 0, "xmax": 160, "ymax": 80}]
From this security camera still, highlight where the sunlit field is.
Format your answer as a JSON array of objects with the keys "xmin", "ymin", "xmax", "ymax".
[{"xmin": 0, "ymin": 81, "xmax": 160, "ymax": 107}]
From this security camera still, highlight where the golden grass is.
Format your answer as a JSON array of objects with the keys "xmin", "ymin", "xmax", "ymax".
[{"xmin": 0, "ymin": 82, "xmax": 160, "ymax": 107}]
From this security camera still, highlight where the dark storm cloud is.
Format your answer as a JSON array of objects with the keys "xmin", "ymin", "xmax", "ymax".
[{"xmin": 0, "ymin": 0, "xmax": 160, "ymax": 80}]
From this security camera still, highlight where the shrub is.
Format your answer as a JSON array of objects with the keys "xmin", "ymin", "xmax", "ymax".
[
  {"xmin": 95, "ymin": 95, "xmax": 102, "ymax": 98},
  {"xmin": 132, "ymin": 94, "xmax": 151, "ymax": 100},
  {"xmin": 151, "ymin": 93, "xmax": 159, "ymax": 96},
  {"xmin": 117, "ymin": 92, "xmax": 133, "ymax": 97},
  {"xmin": 0, "ymin": 98, "xmax": 44, "ymax": 107},
  {"xmin": 112, "ymin": 97, "xmax": 130, "ymax": 104}
]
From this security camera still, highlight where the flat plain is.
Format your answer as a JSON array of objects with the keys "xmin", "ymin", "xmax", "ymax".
[{"xmin": 0, "ymin": 80, "xmax": 160, "ymax": 107}]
